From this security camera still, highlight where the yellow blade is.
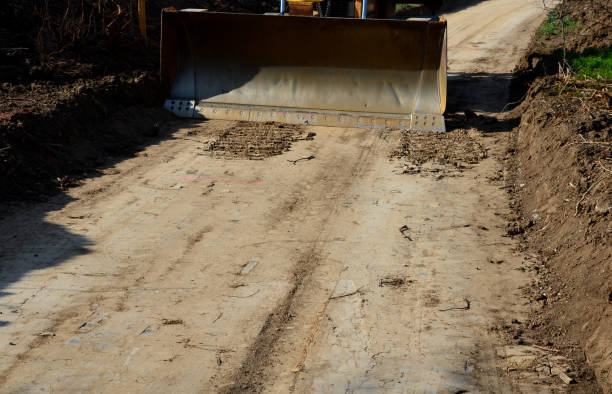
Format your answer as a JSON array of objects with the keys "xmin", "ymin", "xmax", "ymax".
[{"xmin": 161, "ymin": 10, "xmax": 447, "ymax": 131}]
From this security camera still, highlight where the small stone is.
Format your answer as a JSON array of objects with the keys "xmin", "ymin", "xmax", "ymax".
[{"xmin": 37, "ymin": 332, "xmax": 55, "ymax": 337}]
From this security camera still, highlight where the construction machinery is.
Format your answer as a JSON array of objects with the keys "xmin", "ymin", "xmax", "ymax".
[{"xmin": 161, "ymin": 1, "xmax": 447, "ymax": 131}]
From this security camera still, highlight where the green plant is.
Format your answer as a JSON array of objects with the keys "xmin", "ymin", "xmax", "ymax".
[
  {"xmin": 569, "ymin": 48, "xmax": 612, "ymax": 80},
  {"xmin": 395, "ymin": 3, "xmax": 422, "ymax": 11},
  {"xmin": 538, "ymin": 10, "xmax": 581, "ymax": 38}
]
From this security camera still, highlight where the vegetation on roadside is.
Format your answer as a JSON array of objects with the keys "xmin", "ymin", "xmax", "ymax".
[
  {"xmin": 529, "ymin": 1, "xmax": 611, "ymax": 84},
  {"xmin": 568, "ymin": 47, "xmax": 612, "ymax": 80},
  {"xmin": 538, "ymin": 9, "xmax": 581, "ymax": 38},
  {"xmin": 542, "ymin": 47, "xmax": 612, "ymax": 83},
  {"xmin": 510, "ymin": 0, "xmax": 611, "ymax": 391},
  {"xmin": 395, "ymin": 3, "xmax": 422, "ymax": 10}
]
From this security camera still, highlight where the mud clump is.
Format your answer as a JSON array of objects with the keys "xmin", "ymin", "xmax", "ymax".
[
  {"xmin": 208, "ymin": 122, "xmax": 310, "ymax": 160},
  {"xmin": 392, "ymin": 129, "xmax": 487, "ymax": 175},
  {"xmin": 378, "ymin": 275, "xmax": 412, "ymax": 289},
  {"xmin": 162, "ymin": 319, "xmax": 184, "ymax": 325}
]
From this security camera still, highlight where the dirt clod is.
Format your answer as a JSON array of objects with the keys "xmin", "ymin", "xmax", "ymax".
[
  {"xmin": 162, "ymin": 319, "xmax": 184, "ymax": 325},
  {"xmin": 378, "ymin": 276, "xmax": 410, "ymax": 288},
  {"xmin": 206, "ymin": 122, "xmax": 307, "ymax": 160},
  {"xmin": 393, "ymin": 129, "xmax": 487, "ymax": 175}
]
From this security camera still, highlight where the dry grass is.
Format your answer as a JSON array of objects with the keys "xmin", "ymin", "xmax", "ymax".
[{"xmin": 35, "ymin": 0, "xmax": 137, "ymax": 57}]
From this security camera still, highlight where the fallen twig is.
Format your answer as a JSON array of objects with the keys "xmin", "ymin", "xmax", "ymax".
[
  {"xmin": 223, "ymin": 289, "xmax": 260, "ymax": 298},
  {"xmin": 597, "ymin": 160, "xmax": 612, "ymax": 174},
  {"xmin": 439, "ymin": 298, "xmax": 471, "ymax": 312},
  {"xmin": 577, "ymin": 97, "xmax": 595, "ymax": 119},
  {"xmin": 571, "ymin": 135, "xmax": 611, "ymax": 146},
  {"xmin": 212, "ymin": 312, "xmax": 223, "ymax": 323},
  {"xmin": 399, "ymin": 225, "xmax": 413, "ymax": 241},
  {"xmin": 576, "ymin": 141, "xmax": 612, "ymax": 146},
  {"xmin": 329, "ymin": 286, "xmax": 364, "ymax": 300},
  {"xmin": 574, "ymin": 176, "xmax": 611, "ymax": 216},
  {"xmin": 287, "ymin": 155, "xmax": 315, "ymax": 165},
  {"xmin": 532, "ymin": 344, "xmax": 561, "ymax": 353}
]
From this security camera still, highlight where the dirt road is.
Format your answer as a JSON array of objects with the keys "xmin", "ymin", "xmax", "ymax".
[
  {"xmin": 446, "ymin": 0, "xmax": 548, "ymax": 113},
  {"xmin": 0, "ymin": 1, "xmax": 556, "ymax": 392}
]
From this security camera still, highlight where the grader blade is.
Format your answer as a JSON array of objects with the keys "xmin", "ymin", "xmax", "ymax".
[{"xmin": 161, "ymin": 10, "xmax": 447, "ymax": 131}]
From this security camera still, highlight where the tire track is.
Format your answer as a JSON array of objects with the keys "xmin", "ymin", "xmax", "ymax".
[{"xmin": 222, "ymin": 130, "xmax": 387, "ymax": 393}]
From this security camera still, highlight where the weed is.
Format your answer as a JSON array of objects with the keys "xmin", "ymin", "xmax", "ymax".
[
  {"xmin": 569, "ymin": 48, "xmax": 612, "ymax": 80},
  {"xmin": 395, "ymin": 3, "xmax": 422, "ymax": 11},
  {"xmin": 35, "ymin": 0, "xmax": 136, "ymax": 57},
  {"xmin": 538, "ymin": 10, "xmax": 581, "ymax": 38},
  {"xmin": 550, "ymin": 47, "xmax": 612, "ymax": 81}
]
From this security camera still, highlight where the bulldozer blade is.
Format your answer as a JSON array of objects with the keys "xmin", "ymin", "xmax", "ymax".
[{"xmin": 161, "ymin": 10, "xmax": 447, "ymax": 131}]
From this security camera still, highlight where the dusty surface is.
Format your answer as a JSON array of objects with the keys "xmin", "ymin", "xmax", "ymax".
[
  {"xmin": 0, "ymin": 0, "xmax": 585, "ymax": 393},
  {"xmin": 1, "ymin": 124, "xmax": 552, "ymax": 393}
]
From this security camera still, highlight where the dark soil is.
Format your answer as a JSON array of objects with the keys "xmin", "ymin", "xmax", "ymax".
[
  {"xmin": 507, "ymin": 0, "xmax": 611, "ymax": 391},
  {"xmin": 180, "ymin": 121, "xmax": 310, "ymax": 160},
  {"xmin": 0, "ymin": 0, "xmax": 276, "ymax": 202},
  {"xmin": 0, "ymin": 74, "xmax": 175, "ymax": 201},
  {"xmin": 392, "ymin": 128, "xmax": 488, "ymax": 175}
]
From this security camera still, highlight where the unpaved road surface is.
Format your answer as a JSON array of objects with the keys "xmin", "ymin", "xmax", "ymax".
[
  {"xmin": 446, "ymin": 0, "xmax": 548, "ymax": 113},
  {"xmin": 0, "ymin": 1, "xmax": 557, "ymax": 392}
]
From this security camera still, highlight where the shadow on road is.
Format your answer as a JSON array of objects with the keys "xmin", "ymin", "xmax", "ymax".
[
  {"xmin": 0, "ymin": 195, "xmax": 92, "ymax": 289},
  {"xmin": 447, "ymin": 71, "xmax": 515, "ymax": 113},
  {"xmin": 446, "ymin": 71, "xmax": 520, "ymax": 133},
  {"xmin": 0, "ymin": 119, "xmax": 202, "ymax": 326},
  {"xmin": 445, "ymin": 112, "xmax": 520, "ymax": 133},
  {"xmin": 0, "ymin": 194, "xmax": 92, "ymax": 326}
]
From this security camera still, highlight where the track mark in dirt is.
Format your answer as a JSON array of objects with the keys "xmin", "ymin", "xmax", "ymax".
[
  {"xmin": 0, "ymin": 308, "xmax": 76, "ymax": 387},
  {"xmin": 186, "ymin": 225, "xmax": 213, "ymax": 248},
  {"xmin": 224, "ymin": 129, "xmax": 385, "ymax": 393},
  {"xmin": 223, "ymin": 250, "xmax": 322, "ymax": 393},
  {"xmin": 392, "ymin": 129, "xmax": 488, "ymax": 176},
  {"xmin": 423, "ymin": 290, "xmax": 441, "ymax": 307}
]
